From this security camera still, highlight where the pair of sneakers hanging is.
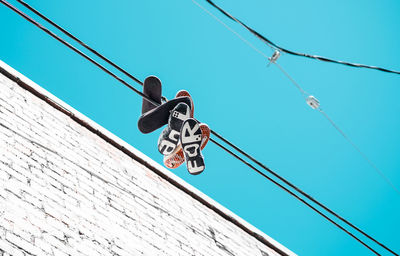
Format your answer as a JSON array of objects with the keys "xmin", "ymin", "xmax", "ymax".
[
  {"xmin": 137, "ymin": 76, "xmax": 209, "ymax": 175},
  {"xmin": 158, "ymin": 90, "xmax": 210, "ymax": 175}
]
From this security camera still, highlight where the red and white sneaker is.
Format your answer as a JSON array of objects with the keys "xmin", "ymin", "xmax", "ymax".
[
  {"xmin": 164, "ymin": 123, "xmax": 210, "ymax": 170},
  {"xmin": 175, "ymin": 90, "xmax": 194, "ymax": 117}
]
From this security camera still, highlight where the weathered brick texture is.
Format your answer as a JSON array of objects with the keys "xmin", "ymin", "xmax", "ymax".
[{"xmin": 0, "ymin": 61, "xmax": 294, "ymax": 256}]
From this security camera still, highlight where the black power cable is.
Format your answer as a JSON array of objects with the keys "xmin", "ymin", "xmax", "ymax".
[
  {"xmin": 15, "ymin": 0, "xmax": 143, "ymax": 86},
  {"xmin": 204, "ymin": 0, "xmax": 400, "ymax": 76},
  {"xmin": 210, "ymin": 138, "xmax": 381, "ymax": 255},
  {"xmin": 0, "ymin": 1, "xmax": 397, "ymax": 255},
  {"xmin": 0, "ymin": 0, "xmax": 160, "ymax": 108},
  {"xmin": 211, "ymin": 130, "xmax": 398, "ymax": 256}
]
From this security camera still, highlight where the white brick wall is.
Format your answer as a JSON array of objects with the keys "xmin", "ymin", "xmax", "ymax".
[{"xmin": 0, "ymin": 60, "xmax": 295, "ymax": 256}]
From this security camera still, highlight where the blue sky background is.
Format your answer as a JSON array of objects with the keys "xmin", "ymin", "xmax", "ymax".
[{"xmin": 1, "ymin": 0, "xmax": 400, "ymax": 255}]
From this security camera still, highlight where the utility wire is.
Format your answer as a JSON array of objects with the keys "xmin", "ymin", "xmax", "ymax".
[
  {"xmin": 0, "ymin": 116, "xmax": 380, "ymax": 256},
  {"xmin": 192, "ymin": 0, "xmax": 400, "ymax": 252},
  {"xmin": 1, "ymin": 1, "xmax": 397, "ymax": 255},
  {"xmin": 196, "ymin": 0, "xmax": 400, "ymax": 253},
  {"xmin": 192, "ymin": 0, "xmax": 309, "ymax": 100},
  {"xmin": 274, "ymin": 62, "xmax": 309, "ymax": 99},
  {"xmin": 277, "ymin": 59, "xmax": 400, "ymax": 196},
  {"xmin": 319, "ymin": 109, "xmax": 400, "ymax": 195},
  {"xmin": 204, "ymin": 0, "xmax": 400, "ymax": 75},
  {"xmin": 211, "ymin": 130, "xmax": 399, "ymax": 256},
  {"xmin": 193, "ymin": 0, "xmax": 400, "ymax": 197},
  {"xmin": 210, "ymin": 138, "xmax": 381, "ymax": 256},
  {"xmin": 192, "ymin": 0, "xmax": 270, "ymax": 59},
  {"xmin": 15, "ymin": 0, "xmax": 170, "ymax": 103},
  {"xmin": 0, "ymin": 0, "xmax": 160, "ymax": 108},
  {"xmin": 15, "ymin": 0, "xmax": 143, "ymax": 86}
]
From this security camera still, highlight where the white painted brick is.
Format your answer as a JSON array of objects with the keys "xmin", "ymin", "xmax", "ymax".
[
  {"xmin": 5, "ymin": 232, "xmax": 36, "ymax": 255},
  {"xmin": 0, "ymin": 66, "xmax": 294, "ymax": 256},
  {"xmin": 34, "ymin": 237, "xmax": 55, "ymax": 255},
  {"xmin": 0, "ymin": 238, "xmax": 23, "ymax": 256}
]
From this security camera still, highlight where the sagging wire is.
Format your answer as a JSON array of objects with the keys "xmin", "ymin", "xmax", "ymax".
[
  {"xmin": 273, "ymin": 48, "xmax": 400, "ymax": 196},
  {"xmin": 194, "ymin": 0, "xmax": 400, "ymax": 253},
  {"xmin": 192, "ymin": 0, "xmax": 400, "ymax": 197},
  {"xmin": 318, "ymin": 109, "xmax": 400, "ymax": 195},
  {"xmin": 0, "ymin": 0, "xmax": 397, "ymax": 255},
  {"xmin": 204, "ymin": 0, "xmax": 400, "ymax": 76}
]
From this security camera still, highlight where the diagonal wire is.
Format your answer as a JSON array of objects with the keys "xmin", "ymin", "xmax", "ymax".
[
  {"xmin": 203, "ymin": 0, "xmax": 400, "ymax": 76},
  {"xmin": 0, "ymin": 118, "xmax": 381, "ymax": 256},
  {"xmin": 0, "ymin": 0, "xmax": 397, "ymax": 255},
  {"xmin": 193, "ymin": 0, "xmax": 400, "ymax": 197},
  {"xmin": 14, "ymin": 0, "xmax": 143, "ymax": 86},
  {"xmin": 275, "ymin": 55, "xmax": 400, "ymax": 196},
  {"xmin": 275, "ymin": 59, "xmax": 400, "ymax": 196},
  {"xmin": 0, "ymin": 0, "xmax": 159, "ymax": 108},
  {"xmin": 194, "ymin": 0, "xmax": 400, "ymax": 254},
  {"xmin": 192, "ymin": 0, "xmax": 311, "ymax": 100},
  {"xmin": 211, "ymin": 129, "xmax": 399, "ymax": 256},
  {"xmin": 192, "ymin": 0, "xmax": 270, "ymax": 59},
  {"xmin": 318, "ymin": 109, "xmax": 400, "ymax": 195},
  {"xmin": 210, "ymin": 138, "xmax": 381, "ymax": 256},
  {"xmin": 274, "ymin": 62, "xmax": 309, "ymax": 99}
]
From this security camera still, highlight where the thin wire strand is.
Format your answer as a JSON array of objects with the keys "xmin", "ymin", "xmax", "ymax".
[
  {"xmin": 1, "ymin": 1, "xmax": 397, "ymax": 255},
  {"xmin": 193, "ymin": 0, "xmax": 310, "ymax": 100},
  {"xmin": 194, "ymin": 0, "xmax": 400, "ymax": 198},
  {"xmin": 274, "ymin": 62, "xmax": 308, "ymax": 99},
  {"xmin": 277, "ymin": 59, "xmax": 400, "ymax": 195},
  {"xmin": 192, "ymin": 0, "xmax": 270, "ymax": 59},
  {"xmin": 196, "ymin": 0, "xmax": 400, "ymax": 225},
  {"xmin": 319, "ymin": 109, "xmax": 400, "ymax": 195},
  {"xmin": 204, "ymin": 0, "xmax": 400, "ymax": 76}
]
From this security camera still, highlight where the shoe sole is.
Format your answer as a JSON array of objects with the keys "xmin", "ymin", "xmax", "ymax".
[
  {"xmin": 175, "ymin": 90, "xmax": 194, "ymax": 118},
  {"xmin": 164, "ymin": 123, "xmax": 210, "ymax": 169},
  {"xmin": 180, "ymin": 118, "xmax": 205, "ymax": 175},
  {"xmin": 158, "ymin": 102, "xmax": 191, "ymax": 155}
]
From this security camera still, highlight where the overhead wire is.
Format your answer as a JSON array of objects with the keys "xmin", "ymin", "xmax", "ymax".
[
  {"xmin": 0, "ymin": 0, "xmax": 397, "ymax": 255},
  {"xmin": 0, "ymin": 0, "xmax": 161, "ymax": 108},
  {"xmin": 211, "ymin": 130, "xmax": 398, "ymax": 256},
  {"xmin": 191, "ymin": 0, "xmax": 270, "ymax": 59},
  {"xmin": 14, "ymin": 0, "xmax": 143, "ymax": 86},
  {"xmin": 0, "ymin": 116, "xmax": 381, "ymax": 256},
  {"xmin": 319, "ymin": 109, "xmax": 400, "ymax": 195},
  {"xmin": 210, "ymin": 138, "xmax": 381, "ymax": 256},
  {"xmin": 192, "ymin": 0, "xmax": 400, "ymax": 195},
  {"xmin": 195, "ymin": 0, "xmax": 400, "ymax": 253},
  {"xmin": 274, "ymin": 62, "xmax": 309, "ymax": 99},
  {"xmin": 204, "ymin": 0, "xmax": 400, "ymax": 76}
]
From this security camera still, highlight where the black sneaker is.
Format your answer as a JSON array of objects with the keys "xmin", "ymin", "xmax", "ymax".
[
  {"xmin": 158, "ymin": 102, "xmax": 191, "ymax": 155},
  {"xmin": 180, "ymin": 118, "xmax": 205, "ymax": 175}
]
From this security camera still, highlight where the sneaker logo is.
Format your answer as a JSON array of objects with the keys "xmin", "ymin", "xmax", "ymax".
[
  {"xmin": 181, "ymin": 122, "xmax": 202, "ymax": 144},
  {"xmin": 183, "ymin": 144, "xmax": 200, "ymax": 158},
  {"xmin": 180, "ymin": 120, "xmax": 205, "ymax": 174},
  {"xmin": 187, "ymin": 160, "xmax": 204, "ymax": 174},
  {"xmin": 168, "ymin": 129, "xmax": 180, "ymax": 142},
  {"xmin": 159, "ymin": 140, "xmax": 176, "ymax": 155},
  {"xmin": 172, "ymin": 110, "xmax": 189, "ymax": 121}
]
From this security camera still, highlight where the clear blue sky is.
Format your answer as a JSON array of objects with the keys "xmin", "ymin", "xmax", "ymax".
[{"xmin": 1, "ymin": 0, "xmax": 400, "ymax": 255}]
